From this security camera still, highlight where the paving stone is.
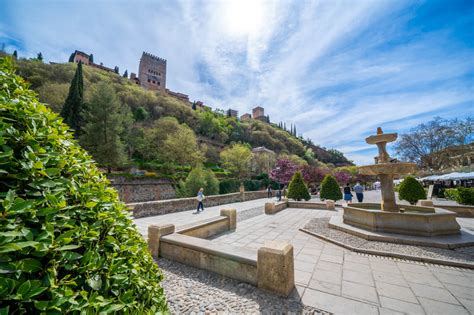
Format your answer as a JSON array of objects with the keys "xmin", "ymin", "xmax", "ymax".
[
  {"xmin": 295, "ymin": 260, "xmax": 316, "ymax": 273},
  {"xmin": 372, "ymin": 270, "xmax": 409, "ymax": 287},
  {"xmin": 444, "ymin": 283, "xmax": 474, "ymax": 300},
  {"xmin": 344, "ymin": 253, "xmax": 370, "ymax": 264},
  {"xmin": 458, "ymin": 298, "xmax": 474, "ymax": 314},
  {"xmin": 295, "ymin": 270, "xmax": 313, "ymax": 286},
  {"xmin": 308, "ymin": 279, "xmax": 341, "ymax": 296},
  {"xmin": 376, "ymin": 281, "xmax": 419, "ymax": 304},
  {"xmin": 378, "ymin": 307, "xmax": 405, "ymax": 315},
  {"xmin": 409, "ymin": 283, "xmax": 460, "ymax": 305},
  {"xmin": 319, "ymin": 253, "xmax": 343, "ymax": 264},
  {"xmin": 302, "ymin": 288, "xmax": 379, "ymax": 315},
  {"xmin": 316, "ymin": 260, "xmax": 343, "ymax": 272},
  {"xmin": 343, "ymin": 260, "xmax": 372, "ymax": 274},
  {"xmin": 402, "ymin": 270, "xmax": 444, "ymax": 288},
  {"xmin": 343, "ymin": 269, "xmax": 375, "ymax": 286},
  {"xmin": 435, "ymin": 272, "xmax": 474, "ymax": 288},
  {"xmin": 312, "ymin": 269, "xmax": 342, "ymax": 285},
  {"xmin": 397, "ymin": 262, "xmax": 432, "ymax": 275},
  {"xmin": 418, "ymin": 297, "xmax": 469, "ymax": 315},
  {"xmin": 379, "ymin": 296, "xmax": 425, "ymax": 315},
  {"xmin": 341, "ymin": 280, "xmax": 379, "ymax": 304},
  {"xmin": 296, "ymin": 253, "xmax": 319, "ymax": 264}
]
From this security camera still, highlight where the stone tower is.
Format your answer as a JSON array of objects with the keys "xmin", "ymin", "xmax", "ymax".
[{"xmin": 138, "ymin": 52, "xmax": 166, "ymax": 91}]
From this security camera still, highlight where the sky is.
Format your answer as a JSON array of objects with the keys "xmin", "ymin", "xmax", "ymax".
[{"xmin": 1, "ymin": 0, "xmax": 473, "ymax": 165}]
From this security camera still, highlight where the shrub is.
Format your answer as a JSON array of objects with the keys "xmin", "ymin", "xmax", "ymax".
[
  {"xmin": 219, "ymin": 178, "xmax": 241, "ymax": 194},
  {"xmin": 398, "ymin": 176, "xmax": 426, "ymax": 205},
  {"xmin": 0, "ymin": 57, "xmax": 168, "ymax": 313},
  {"xmin": 177, "ymin": 166, "xmax": 219, "ymax": 197},
  {"xmin": 458, "ymin": 187, "xmax": 474, "ymax": 205},
  {"xmin": 243, "ymin": 179, "xmax": 262, "ymax": 191},
  {"xmin": 445, "ymin": 187, "xmax": 474, "ymax": 205},
  {"xmin": 320, "ymin": 175, "xmax": 342, "ymax": 201},
  {"xmin": 287, "ymin": 171, "xmax": 310, "ymax": 201},
  {"xmin": 444, "ymin": 188, "xmax": 459, "ymax": 201}
]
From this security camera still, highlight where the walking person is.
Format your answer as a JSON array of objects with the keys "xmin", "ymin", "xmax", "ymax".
[
  {"xmin": 194, "ymin": 188, "xmax": 205, "ymax": 214},
  {"xmin": 267, "ymin": 185, "xmax": 272, "ymax": 198},
  {"xmin": 354, "ymin": 181, "xmax": 364, "ymax": 203},
  {"xmin": 343, "ymin": 183, "xmax": 353, "ymax": 204}
]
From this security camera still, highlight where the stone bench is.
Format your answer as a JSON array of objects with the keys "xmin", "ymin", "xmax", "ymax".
[{"xmin": 147, "ymin": 208, "xmax": 295, "ymax": 297}]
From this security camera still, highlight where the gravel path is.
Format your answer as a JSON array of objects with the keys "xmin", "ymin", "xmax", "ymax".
[
  {"xmin": 158, "ymin": 258, "xmax": 330, "ymax": 315},
  {"xmin": 303, "ymin": 218, "xmax": 474, "ymax": 264}
]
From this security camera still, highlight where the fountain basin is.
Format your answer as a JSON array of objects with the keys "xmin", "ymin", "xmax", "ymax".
[
  {"xmin": 342, "ymin": 204, "xmax": 460, "ymax": 237},
  {"xmin": 358, "ymin": 162, "xmax": 417, "ymax": 176}
]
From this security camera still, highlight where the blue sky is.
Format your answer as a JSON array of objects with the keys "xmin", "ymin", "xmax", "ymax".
[{"xmin": 1, "ymin": 0, "xmax": 473, "ymax": 165}]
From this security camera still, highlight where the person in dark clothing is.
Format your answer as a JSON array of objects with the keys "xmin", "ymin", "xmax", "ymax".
[
  {"xmin": 267, "ymin": 185, "xmax": 272, "ymax": 198},
  {"xmin": 353, "ymin": 182, "xmax": 364, "ymax": 202},
  {"xmin": 343, "ymin": 183, "xmax": 352, "ymax": 204}
]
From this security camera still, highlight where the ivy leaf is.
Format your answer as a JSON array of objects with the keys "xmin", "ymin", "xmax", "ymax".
[
  {"xmin": 17, "ymin": 258, "xmax": 42, "ymax": 273},
  {"xmin": 9, "ymin": 199, "xmax": 34, "ymax": 213}
]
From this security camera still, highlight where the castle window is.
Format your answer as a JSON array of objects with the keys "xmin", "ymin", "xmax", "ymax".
[
  {"xmin": 158, "ymin": 82, "xmax": 160, "ymax": 85},
  {"xmin": 147, "ymin": 79, "xmax": 151, "ymax": 82},
  {"xmin": 152, "ymin": 80, "xmax": 155, "ymax": 84}
]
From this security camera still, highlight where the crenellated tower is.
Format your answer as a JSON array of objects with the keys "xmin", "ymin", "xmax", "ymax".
[{"xmin": 138, "ymin": 51, "xmax": 167, "ymax": 91}]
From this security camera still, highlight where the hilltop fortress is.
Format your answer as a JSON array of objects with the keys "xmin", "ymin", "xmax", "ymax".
[{"xmin": 69, "ymin": 50, "xmax": 272, "ymax": 124}]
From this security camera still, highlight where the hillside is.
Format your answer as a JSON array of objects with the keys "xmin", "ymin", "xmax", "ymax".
[{"xmin": 12, "ymin": 57, "xmax": 352, "ymax": 175}]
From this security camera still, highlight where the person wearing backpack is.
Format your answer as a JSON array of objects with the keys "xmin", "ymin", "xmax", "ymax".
[{"xmin": 194, "ymin": 188, "xmax": 205, "ymax": 214}]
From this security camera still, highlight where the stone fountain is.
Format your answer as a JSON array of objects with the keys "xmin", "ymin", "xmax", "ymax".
[{"xmin": 334, "ymin": 127, "xmax": 461, "ymax": 238}]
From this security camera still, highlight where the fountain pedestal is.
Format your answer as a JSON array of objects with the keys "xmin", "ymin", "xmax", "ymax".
[{"xmin": 340, "ymin": 127, "xmax": 460, "ymax": 238}]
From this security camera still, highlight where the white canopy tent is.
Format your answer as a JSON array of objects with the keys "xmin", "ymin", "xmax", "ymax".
[{"xmin": 419, "ymin": 172, "xmax": 474, "ymax": 181}]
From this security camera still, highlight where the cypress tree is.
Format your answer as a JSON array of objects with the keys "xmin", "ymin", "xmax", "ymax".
[
  {"xmin": 287, "ymin": 171, "xmax": 310, "ymax": 201},
  {"xmin": 60, "ymin": 61, "xmax": 84, "ymax": 136},
  {"xmin": 68, "ymin": 52, "xmax": 75, "ymax": 62},
  {"xmin": 12, "ymin": 50, "xmax": 17, "ymax": 59},
  {"xmin": 123, "ymin": 69, "xmax": 128, "ymax": 78},
  {"xmin": 114, "ymin": 66, "xmax": 119, "ymax": 74},
  {"xmin": 320, "ymin": 175, "xmax": 343, "ymax": 201},
  {"xmin": 37, "ymin": 52, "xmax": 43, "ymax": 62},
  {"xmin": 89, "ymin": 53, "xmax": 94, "ymax": 63}
]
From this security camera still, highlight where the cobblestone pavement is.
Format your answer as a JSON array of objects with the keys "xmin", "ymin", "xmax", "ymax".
[
  {"xmin": 158, "ymin": 258, "xmax": 330, "ymax": 314},
  {"xmin": 133, "ymin": 196, "xmax": 474, "ymax": 314}
]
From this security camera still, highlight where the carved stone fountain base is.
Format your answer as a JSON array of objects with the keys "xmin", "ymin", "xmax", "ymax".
[{"xmin": 341, "ymin": 203, "xmax": 461, "ymax": 237}]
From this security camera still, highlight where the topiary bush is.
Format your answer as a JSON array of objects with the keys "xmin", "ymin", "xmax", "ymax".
[
  {"xmin": 287, "ymin": 171, "xmax": 310, "ymax": 201},
  {"xmin": 398, "ymin": 176, "xmax": 426, "ymax": 205},
  {"xmin": 320, "ymin": 175, "xmax": 342, "ymax": 201},
  {"xmin": 0, "ymin": 57, "xmax": 168, "ymax": 313},
  {"xmin": 243, "ymin": 179, "xmax": 262, "ymax": 192}
]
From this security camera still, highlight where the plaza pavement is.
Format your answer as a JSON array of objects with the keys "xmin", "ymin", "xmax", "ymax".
[{"xmin": 133, "ymin": 191, "xmax": 474, "ymax": 314}]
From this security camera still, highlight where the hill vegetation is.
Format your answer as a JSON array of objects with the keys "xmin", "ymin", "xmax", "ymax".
[{"xmin": 8, "ymin": 55, "xmax": 353, "ymax": 194}]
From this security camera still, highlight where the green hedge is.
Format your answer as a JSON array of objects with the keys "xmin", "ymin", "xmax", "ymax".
[
  {"xmin": 445, "ymin": 187, "xmax": 474, "ymax": 205},
  {"xmin": 243, "ymin": 179, "xmax": 262, "ymax": 192},
  {"xmin": 0, "ymin": 57, "xmax": 167, "ymax": 313},
  {"xmin": 219, "ymin": 178, "xmax": 241, "ymax": 194}
]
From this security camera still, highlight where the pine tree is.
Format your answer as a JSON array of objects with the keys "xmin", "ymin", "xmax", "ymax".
[
  {"xmin": 80, "ymin": 82, "xmax": 130, "ymax": 172},
  {"xmin": 287, "ymin": 171, "xmax": 311, "ymax": 201},
  {"xmin": 37, "ymin": 52, "xmax": 43, "ymax": 61},
  {"xmin": 12, "ymin": 50, "xmax": 17, "ymax": 59},
  {"xmin": 123, "ymin": 70, "xmax": 128, "ymax": 78},
  {"xmin": 320, "ymin": 175, "xmax": 343, "ymax": 201},
  {"xmin": 89, "ymin": 53, "xmax": 94, "ymax": 63},
  {"xmin": 60, "ymin": 61, "xmax": 84, "ymax": 135}
]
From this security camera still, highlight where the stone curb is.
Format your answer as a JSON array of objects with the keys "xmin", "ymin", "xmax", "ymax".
[{"xmin": 299, "ymin": 228, "xmax": 474, "ymax": 270}]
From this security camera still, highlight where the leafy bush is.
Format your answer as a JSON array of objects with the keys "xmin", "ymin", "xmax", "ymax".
[
  {"xmin": 287, "ymin": 171, "xmax": 310, "ymax": 201},
  {"xmin": 445, "ymin": 187, "xmax": 474, "ymax": 205},
  {"xmin": 243, "ymin": 179, "xmax": 262, "ymax": 192},
  {"xmin": 0, "ymin": 57, "xmax": 167, "ymax": 313},
  {"xmin": 398, "ymin": 176, "xmax": 426, "ymax": 205},
  {"xmin": 219, "ymin": 178, "xmax": 241, "ymax": 194},
  {"xmin": 458, "ymin": 187, "xmax": 474, "ymax": 205},
  {"xmin": 320, "ymin": 175, "xmax": 342, "ymax": 201},
  {"xmin": 177, "ymin": 166, "xmax": 219, "ymax": 197}
]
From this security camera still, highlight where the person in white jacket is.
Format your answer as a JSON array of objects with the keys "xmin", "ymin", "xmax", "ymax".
[{"xmin": 195, "ymin": 188, "xmax": 205, "ymax": 213}]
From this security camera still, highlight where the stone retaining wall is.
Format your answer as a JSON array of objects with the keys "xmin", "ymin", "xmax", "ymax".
[
  {"xmin": 109, "ymin": 176, "xmax": 176, "ymax": 203},
  {"xmin": 434, "ymin": 205, "xmax": 474, "ymax": 217},
  {"xmin": 129, "ymin": 191, "xmax": 268, "ymax": 218}
]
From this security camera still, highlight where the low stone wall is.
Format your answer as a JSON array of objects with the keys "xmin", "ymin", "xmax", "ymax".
[
  {"xmin": 147, "ymin": 209, "xmax": 295, "ymax": 297},
  {"xmin": 265, "ymin": 201, "xmax": 288, "ymax": 214},
  {"xmin": 109, "ymin": 176, "xmax": 175, "ymax": 203},
  {"xmin": 264, "ymin": 200, "xmax": 337, "ymax": 215},
  {"xmin": 434, "ymin": 205, "xmax": 474, "ymax": 217},
  {"xmin": 129, "ymin": 190, "xmax": 268, "ymax": 218}
]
